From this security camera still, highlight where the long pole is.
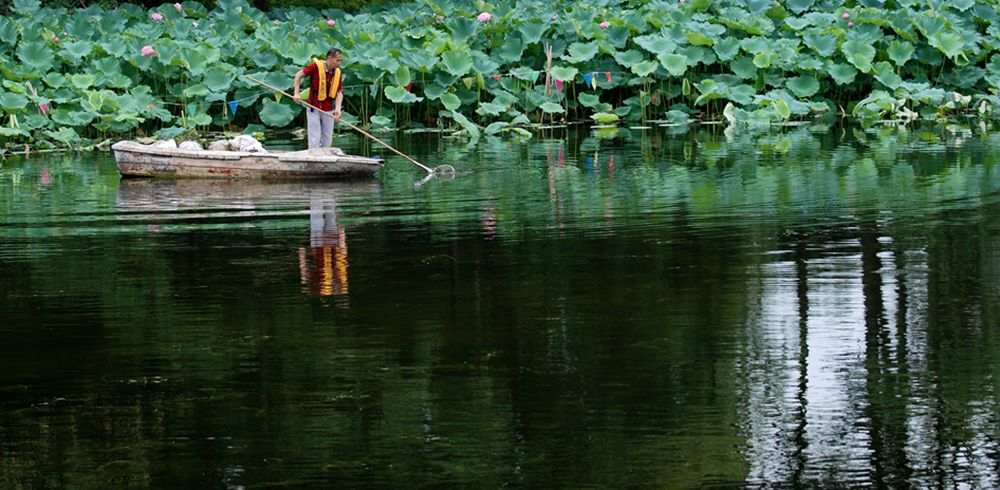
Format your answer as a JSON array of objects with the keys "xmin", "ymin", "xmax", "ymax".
[{"xmin": 246, "ymin": 76, "xmax": 433, "ymax": 175}]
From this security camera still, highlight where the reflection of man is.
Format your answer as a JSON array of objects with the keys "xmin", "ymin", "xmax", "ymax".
[{"xmin": 298, "ymin": 193, "xmax": 349, "ymax": 301}]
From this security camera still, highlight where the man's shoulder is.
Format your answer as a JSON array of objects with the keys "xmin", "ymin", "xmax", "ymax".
[{"xmin": 302, "ymin": 62, "xmax": 318, "ymax": 75}]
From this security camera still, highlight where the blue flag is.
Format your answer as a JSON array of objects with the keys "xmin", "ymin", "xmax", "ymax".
[
  {"xmin": 582, "ymin": 72, "xmax": 593, "ymax": 89},
  {"xmin": 228, "ymin": 100, "xmax": 239, "ymax": 118}
]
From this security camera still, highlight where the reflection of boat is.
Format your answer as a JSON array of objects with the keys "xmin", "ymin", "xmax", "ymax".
[
  {"xmin": 112, "ymin": 140, "xmax": 384, "ymax": 179},
  {"xmin": 116, "ymin": 178, "xmax": 381, "ymax": 211}
]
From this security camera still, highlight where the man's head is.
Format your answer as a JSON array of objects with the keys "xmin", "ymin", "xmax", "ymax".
[{"xmin": 327, "ymin": 48, "xmax": 343, "ymax": 69}]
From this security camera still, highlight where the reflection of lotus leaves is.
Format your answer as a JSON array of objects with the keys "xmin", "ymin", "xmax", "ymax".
[{"xmin": 594, "ymin": 127, "xmax": 620, "ymax": 139}]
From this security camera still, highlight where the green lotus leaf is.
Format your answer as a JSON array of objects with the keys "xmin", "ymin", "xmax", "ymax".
[
  {"xmin": 614, "ymin": 50, "xmax": 645, "ymax": 68},
  {"xmin": 440, "ymin": 92, "xmax": 461, "ymax": 111},
  {"xmin": 786, "ymin": 76, "xmax": 819, "ymax": 98},
  {"xmin": 741, "ymin": 37, "xmax": 770, "ymax": 55},
  {"xmin": 68, "ymin": 73, "xmax": 97, "ymax": 90},
  {"xmin": 61, "ymin": 41, "xmax": 92, "ymax": 63},
  {"xmin": 370, "ymin": 115, "xmax": 392, "ymax": 128},
  {"xmin": 829, "ymin": 63, "xmax": 857, "ymax": 85},
  {"xmin": 187, "ymin": 113, "xmax": 212, "ymax": 127},
  {"xmin": 803, "ymin": 32, "xmax": 837, "ymax": 57},
  {"xmin": 773, "ymin": 99, "xmax": 791, "ymax": 119},
  {"xmin": 659, "ymin": 53, "xmax": 688, "ymax": 77},
  {"xmin": 686, "ymin": 31, "xmax": 714, "ymax": 47},
  {"xmin": 0, "ymin": 18, "xmax": 18, "ymax": 46},
  {"xmin": 785, "ymin": 0, "xmax": 815, "ymax": 13},
  {"xmin": 498, "ymin": 34, "xmax": 525, "ymax": 63},
  {"xmin": 204, "ymin": 69, "xmax": 235, "ymax": 92},
  {"xmin": 744, "ymin": 0, "xmax": 771, "ymax": 14},
  {"xmin": 784, "ymin": 18, "xmax": 810, "ymax": 31},
  {"xmin": 540, "ymin": 102, "xmax": 564, "ymax": 114},
  {"xmin": 492, "ymin": 91, "xmax": 517, "ymax": 107},
  {"xmin": 634, "ymin": 34, "xmax": 675, "ymax": 56},
  {"xmin": 0, "ymin": 127, "xmax": 29, "ymax": 138},
  {"xmin": 476, "ymin": 101, "xmax": 505, "ymax": 116},
  {"xmin": 518, "ymin": 21, "xmax": 546, "ymax": 45},
  {"xmin": 511, "ymin": 67, "xmax": 539, "ymax": 82},
  {"xmin": 713, "ymin": 38, "xmax": 740, "ymax": 61},
  {"xmin": 949, "ymin": 0, "xmax": 974, "ymax": 12},
  {"xmin": 550, "ymin": 66, "xmax": 578, "ymax": 82},
  {"xmin": 17, "ymin": 41, "xmax": 54, "ymax": 73},
  {"xmin": 578, "ymin": 92, "xmax": 602, "ymax": 109},
  {"xmin": 154, "ymin": 126, "xmax": 188, "ymax": 140},
  {"xmin": 928, "ymin": 32, "xmax": 965, "ymax": 59},
  {"xmin": 442, "ymin": 49, "xmax": 474, "ymax": 77},
  {"xmin": 753, "ymin": 53, "xmax": 772, "ymax": 69},
  {"xmin": 97, "ymin": 40, "xmax": 126, "ymax": 58},
  {"xmin": 394, "ymin": 65, "xmax": 411, "ymax": 88},
  {"xmin": 446, "ymin": 110, "xmax": 480, "ymax": 139},
  {"xmin": 447, "ymin": 17, "xmax": 477, "ymax": 42},
  {"xmin": 0, "ymin": 92, "xmax": 29, "ymax": 110},
  {"xmin": 632, "ymin": 60, "xmax": 659, "ymax": 77},
  {"xmin": 251, "ymin": 49, "xmax": 278, "ymax": 69},
  {"xmin": 45, "ymin": 127, "xmax": 81, "ymax": 146},
  {"xmin": 887, "ymin": 40, "xmax": 914, "ymax": 67},
  {"xmin": 592, "ymin": 112, "xmax": 619, "ymax": 124},
  {"xmin": 183, "ymin": 84, "xmax": 210, "ymax": 97},
  {"xmin": 64, "ymin": 16, "xmax": 94, "ymax": 40},
  {"xmin": 873, "ymin": 63, "xmax": 903, "ymax": 89},
  {"xmin": 259, "ymin": 98, "xmax": 296, "ymax": 127},
  {"xmin": 13, "ymin": 0, "xmax": 40, "ymax": 16},
  {"xmin": 385, "ymin": 86, "xmax": 422, "ymax": 104},
  {"xmin": 285, "ymin": 43, "xmax": 315, "ymax": 66},
  {"xmin": 423, "ymin": 84, "xmax": 446, "ymax": 100},
  {"xmin": 484, "ymin": 121, "xmax": 510, "ymax": 136},
  {"xmin": 730, "ymin": 56, "xmax": 757, "ymax": 79},
  {"xmin": 565, "ymin": 41, "xmax": 599, "ymax": 64},
  {"xmin": 842, "ymin": 39, "xmax": 876, "ymax": 72},
  {"xmin": 51, "ymin": 109, "xmax": 95, "ymax": 126}
]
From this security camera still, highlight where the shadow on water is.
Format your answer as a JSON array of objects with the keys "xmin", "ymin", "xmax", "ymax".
[{"xmin": 2, "ymin": 124, "xmax": 1000, "ymax": 487}]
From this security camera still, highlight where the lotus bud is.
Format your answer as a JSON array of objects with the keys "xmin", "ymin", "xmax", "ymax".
[
  {"xmin": 174, "ymin": 3, "xmax": 182, "ymax": 12},
  {"xmin": 151, "ymin": 12, "xmax": 163, "ymax": 22},
  {"xmin": 53, "ymin": 37, "xmax": 59, "ymax": 43},
  {"xmin": 600, "ymin": 21, "xmax": 609, "ymax": 29},
  {"xmin": 848, "ymin": 21, "xmax": 854, "ymax": 27},
  {"xmin": 141, "ymin": 45, "xmax": 157, "ymax": 57},
  {"xmin": 551, "ymin": 14, "xmax": 558, "ymax": 20},
  {"xmin": 842, "ymin": 12, "xmax": 850, "ymax": 20},
  {"xmin": 327, "ymin": 19, "xmax": 336, "ymax": 27},
  {"xmin": 477, "ymin": 12, "xmax": 491, "ymax": 22}
]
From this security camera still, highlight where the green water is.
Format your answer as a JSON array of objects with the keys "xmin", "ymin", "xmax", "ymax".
[{"xmin": 2, "ymin": 125, "xmax": 1000, "ymax": 487}]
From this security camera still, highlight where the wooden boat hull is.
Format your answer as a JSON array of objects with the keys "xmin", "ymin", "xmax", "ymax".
[{"xmin": 112, "ymin": 141, "xmax": 384, "ymax": 179}]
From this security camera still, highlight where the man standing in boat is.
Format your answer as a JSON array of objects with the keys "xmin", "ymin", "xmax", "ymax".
[{"xmin": 292, "ymin": 48, "xmax": 344, "ymax": 149}]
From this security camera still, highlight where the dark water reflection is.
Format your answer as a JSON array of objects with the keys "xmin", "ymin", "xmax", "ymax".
[{"xmin": 2, "ymin": 125, "xmax": 1000, "ymax": 487}]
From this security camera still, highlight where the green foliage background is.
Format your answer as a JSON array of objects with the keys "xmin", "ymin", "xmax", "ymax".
[{"xmin": 2, "ymin": 0, "xmax": 1000, "ymax": 148}]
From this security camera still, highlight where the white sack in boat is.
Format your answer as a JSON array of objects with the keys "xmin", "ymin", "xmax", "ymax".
[
  {"xmin": 151, "ymin": 139, "xmax": 178, "ymax": 149},
  {"xmin": 230, "ymin": 135, "xmax": 266, "ymax": 153},
  {"xmin": 179, "ymin": 140, "xmax": 204, "ymax": 151}
]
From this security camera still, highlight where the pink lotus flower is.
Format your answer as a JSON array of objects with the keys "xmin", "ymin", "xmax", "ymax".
[
  {"xmin": 38, "ymin": 102, "xmax": 49, "ymax": 115},
  {"xmin": 848, "ymin": 21, "xmax": 854, "ymax": 27},
  {"xmin": 141, "ymin": 45, "xmax": 157, "ymax": 57},
  {"xmin": 327, "ymin": 19, "xmax": 336, "ymax": 26},
  {"xmin": 551, "ymin": 14, "xmax": 558, "ymax": 20},
  {"xmin": 151, "ymin": 12, "xmax": 163, "ymax": 22},
  {"xmin": 842, "ymin": 12, "xmax": 850, "ymax": 19},
  {"xmin": 600, "ymin": 21, "xmax": 609, "ymax": 29},
  {"xmin": 477, "ymin": 12, "xmax": 491, "ymax": 22},
  {"xmin": 53, "ymin": 37, "xmax": 59, "ymax": 43},
  {"xmin": 174, "ymin": 3, "xmax": 182, "ymax": 12}
]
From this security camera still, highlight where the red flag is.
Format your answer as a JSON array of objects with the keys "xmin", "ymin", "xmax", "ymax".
[
  {"xmin": 555, "ymin": 79, "xmax": 563, "ymax": 92},
  {"xmin": 605, "ymin": 71, "xmax": 612, "ymax": 83}
]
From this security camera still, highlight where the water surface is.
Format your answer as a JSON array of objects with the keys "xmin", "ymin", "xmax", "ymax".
[{"xmin": 3, "ymin": 125, "xmax": 1000, "ymax": 487}]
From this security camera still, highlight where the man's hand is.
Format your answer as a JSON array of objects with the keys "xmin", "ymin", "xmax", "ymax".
[
  {"xmin": 333, "ymin": 108, "xmax": 341, "ymax": 119},
  {"xmin": 293, "ymin": 94, "xmax": 302, "ymax": 104}
]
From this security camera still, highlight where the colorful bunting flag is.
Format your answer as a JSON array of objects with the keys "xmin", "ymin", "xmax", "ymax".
[
  {"xmin": 531, "ymin": 70, "xmax": 541, "ymax": 84},
  {"xmin": 554, "ymin": 79, "xmax": 563, "ymax": 92},
  {"xmin": 492, "ymin": 74, "xmax": 501, "ymax": 81},
  {"xmin": 462, "ymin": 77, "xmax": 475, "ymax": 90},
  {"xmin": 582, "ymin": 72, "xmax": 593, "ymax": 89},
  {"xmin": 591, "ymin": 72, "xmax": 598, "ymax": 90},
  {"xmin": 274, "ymin": 92, "xmax": 282, "ymax": 102},
  {"xmin": 228, "ymin": 100, "xmax": 239, "ymax": 118},
  {"xmin": 606, "ymin": 71, "xmax": 612, "ymax": 83}
]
